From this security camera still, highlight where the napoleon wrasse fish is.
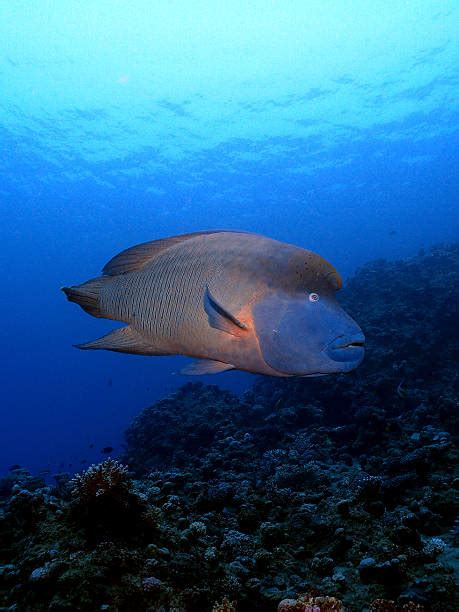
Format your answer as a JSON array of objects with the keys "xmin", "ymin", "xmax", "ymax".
[{"xmin": 62, "ymin": 231, "xmax": 364, "ymax": 377}]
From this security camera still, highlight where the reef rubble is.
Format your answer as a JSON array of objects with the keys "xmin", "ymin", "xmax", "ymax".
[{"xmin": 0, "ymin": 244, "xmax": 458, "ymax": 611}]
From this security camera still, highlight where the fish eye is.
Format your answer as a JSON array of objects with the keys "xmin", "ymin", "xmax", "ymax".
[{"xmin": 309, "ymin": 292, "xmax": 320, "ymax": 302}]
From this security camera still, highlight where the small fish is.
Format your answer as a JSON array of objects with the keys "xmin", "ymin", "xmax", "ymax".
[
  {"xmin": 88, "ymin": 443, "xmax": 94, "ymax": 448},
  {"xmin": 101, "ymin": 446, "xmax": 113, "ymax": 454},
  {"xmin": 397, "ymin": 379, "xmax": 410, "ymax": 398},
  {"xmin": 63, "ymin": 231, "xmax": 364, "ymax": 377},
  {"xmin": 9, "ymin": 464, "xmax": 21, "ymax": 471}
]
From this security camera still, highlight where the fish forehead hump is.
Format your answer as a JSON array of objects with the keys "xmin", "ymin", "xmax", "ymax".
[
  {"xmin": 179, "ymin": 232, "xmax": 342, "ymax": 294},
  {"xmin": 103, "ymin": 230, "xmax": 340, "ymax": 294}
]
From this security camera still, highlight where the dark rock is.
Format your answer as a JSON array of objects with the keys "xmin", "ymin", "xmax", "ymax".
[
  {"xmin": 310, "ymin": 556, "xmax": 334, "ymax": 576},
  {"xmin": 336, "ymin": 499, "xmax": 350, "ymax": 517},
  {"xmin": 358, "ymin": 557, "xmax": 377, "ymax": 583},
  {"xmin": 392, "ymin": 525, "xmax": 422, "ymax": 547}
]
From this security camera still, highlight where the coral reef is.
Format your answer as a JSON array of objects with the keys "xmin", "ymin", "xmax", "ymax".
[
  {"xmin": 278, "ymin": 593, "xmax": 344, "ymax": 610},
  {"xmin": 0, "ymin": 244, "xmax": 458, "ymax": 610},
  {"xmin": 69, "ymin": 459, "xmax": 157, "ymax": 541}
]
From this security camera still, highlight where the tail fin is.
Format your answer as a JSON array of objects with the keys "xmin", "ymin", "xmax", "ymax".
[{"xmin": 62, "ymin": 277, "xmax": 107, "ymax": 318}]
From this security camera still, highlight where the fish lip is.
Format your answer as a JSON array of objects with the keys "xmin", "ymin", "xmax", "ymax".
[
  {"xmin": 326, "ymin": 332, "xmax": 365, "ymax": 350},
  {"xmin": 325, "ymin": 333, "xmax": 365, "ymax": 363}
]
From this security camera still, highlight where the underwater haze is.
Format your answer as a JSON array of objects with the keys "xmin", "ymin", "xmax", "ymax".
[{"xmin": 1, "ymin": 0, "xmax": 458, "ymax": 476}]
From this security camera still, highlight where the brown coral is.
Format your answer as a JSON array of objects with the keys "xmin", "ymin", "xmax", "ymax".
[
  {"xmin": 212, "ymin": 597, "xmax": 237, "ymax": 612},
  {"xmin": 71, "ymin": 459, "xmax": 131, "ymax": 502},
  {"xmin": 68, "ymin": 459, "xmax": 151, "ymax": 540},
  {"xmin": 278, "ymin": 593, "xmax": 344, "ymax": 611}
]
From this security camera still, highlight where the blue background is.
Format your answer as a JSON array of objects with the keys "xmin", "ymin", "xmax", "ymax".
[{"xmin": 1, "ymin": 1, "xmax": 458, "ymax": 474}]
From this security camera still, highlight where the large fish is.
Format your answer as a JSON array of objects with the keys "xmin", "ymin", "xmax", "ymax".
[{"xmin": 63, "ymin": 231, "xmax": 364, "ymax": 376}]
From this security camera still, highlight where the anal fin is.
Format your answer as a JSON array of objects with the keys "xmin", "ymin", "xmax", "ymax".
[
  {"xmin": 181, "ymin": 359, "xmax": 235, "ymax": 375},
  {"xmin": 75, "ymin": 326, "xmax": 164, "ymax": 355}
]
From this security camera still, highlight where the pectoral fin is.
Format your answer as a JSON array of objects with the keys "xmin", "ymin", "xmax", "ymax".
[
  {"xmin": 75, "ymin": 326, "xmax": 164, "ymax": 355},
  {"xmin": 181, "ymin": 359, "xmax": 235, "ymax": 375},
  {"xmin": 204, "ymin": 286, "xmax": 248, "ymax": 337}
]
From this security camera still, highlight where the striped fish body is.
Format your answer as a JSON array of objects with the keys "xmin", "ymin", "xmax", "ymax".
[{"xmin": 98, "ymin": 232, "xmax": 276, "ymax": 373}]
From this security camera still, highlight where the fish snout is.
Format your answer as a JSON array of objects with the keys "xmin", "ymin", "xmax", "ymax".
[{"xmin": 326, "ymin": 331, "xmax": 365, "ymax": 363}]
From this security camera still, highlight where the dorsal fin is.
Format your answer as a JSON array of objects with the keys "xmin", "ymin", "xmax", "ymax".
[{"xmin": 103, "ymin": 230, "xmax": 228, "ymax": 276}]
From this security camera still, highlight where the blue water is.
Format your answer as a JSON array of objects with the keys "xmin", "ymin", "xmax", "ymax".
[{"xmin": 1, "ymin": 1, "xmax": 458, "ymax": 475}]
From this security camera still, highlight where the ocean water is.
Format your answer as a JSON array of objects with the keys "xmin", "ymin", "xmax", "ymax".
[{"xmin": 1, "ymin": 1, "xmax": 458, "ymax": 477}]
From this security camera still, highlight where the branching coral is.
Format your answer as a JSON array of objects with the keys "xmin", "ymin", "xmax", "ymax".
[
  {"xmin": 71, "ymin": 459, "xmax": 131, "ymax": 502},
  {"xmin": 69, "ymin": 459, "xmax": 153, "ymax": 540},
  {"xmin": 212, "ymin": 597, "xmax": 237, "ymax": 612},
  {"xmin": 278, "ymin": 593, "xmax": 344, "ymax": 611}
]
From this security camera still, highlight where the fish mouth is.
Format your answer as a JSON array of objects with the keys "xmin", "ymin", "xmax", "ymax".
[
  {"xmin": 334, "ymin": 339, "xmax": 365, "ymax": 349},
  {"xmin": 326, "ymin": 333, "xmax": 365, "ymax": 363}
]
